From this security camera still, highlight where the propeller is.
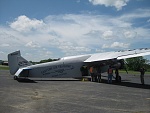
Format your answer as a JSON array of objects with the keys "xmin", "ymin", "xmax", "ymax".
[{"xmin": 119, "ymin": 59, "xmax": 128, "ymax": 74}]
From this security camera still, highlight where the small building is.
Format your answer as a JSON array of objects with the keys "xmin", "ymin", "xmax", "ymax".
[
  {"xmin": 0, "ymin": 60, "xmax": 3, "ymax": 65},
  {"xmin": 2, "ymin": 61, "xmax": 8, "ymax": 66}
]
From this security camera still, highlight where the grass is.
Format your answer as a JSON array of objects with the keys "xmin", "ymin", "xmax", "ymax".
[
  {"xmin": 119, "ymin": 70, "xmax": 150, "ymax": 75},
  {"xmin": 0, "ymin": 65, "xmax": 9, "ymax": 70}
]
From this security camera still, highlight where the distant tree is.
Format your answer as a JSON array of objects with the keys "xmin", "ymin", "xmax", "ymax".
[
  {"xmin": 29, "ymin": 61, "xmax": 38, "ymax": 65},
  {"xmin": 125, "ymin": 56, "xmax": 147, "ymax": 71},
  {"xmin": 29, "ymin": 58, "xmax": 59, "ymax": 65},
  {"xmin": 40, "ymin": 58, "xmax": 59, "ymax": 63}
]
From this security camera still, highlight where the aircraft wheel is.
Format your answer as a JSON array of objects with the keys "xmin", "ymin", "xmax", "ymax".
[{"xmin": 14, "ymin": 76, "xmax": 18, "ymax": 80}]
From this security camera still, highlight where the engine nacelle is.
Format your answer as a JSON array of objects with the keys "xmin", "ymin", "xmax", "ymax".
[{"xmin": 112, "ymin": 62, "xmax": 121, "ymax": 69}]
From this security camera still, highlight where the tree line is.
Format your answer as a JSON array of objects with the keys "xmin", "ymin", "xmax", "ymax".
[
  {"xmin": 125, "ymin": 56, "xmax": 150, "ymax": 71},
  {"xmin": 29, "ymin": 58, "xmax": 59, "ymax": 65}
]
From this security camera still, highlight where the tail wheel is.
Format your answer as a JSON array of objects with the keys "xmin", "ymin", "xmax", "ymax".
[{"xmin": 14, "ymin": 76, "xmax": 18, "ymax": 80}]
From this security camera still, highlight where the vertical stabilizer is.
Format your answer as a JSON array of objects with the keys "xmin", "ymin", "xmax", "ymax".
[{"xmin": 8, "ymin": 51, "xmax": 32, "ymax": 75}]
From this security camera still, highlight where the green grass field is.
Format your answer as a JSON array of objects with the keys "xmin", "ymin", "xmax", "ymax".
[
  {"xmin": 119, "ymin": 70, "xmax": 150, "ymax": 75},
  {"xmin": 0, "ymin": 65, "xmax": 9, "ymax": 70}
]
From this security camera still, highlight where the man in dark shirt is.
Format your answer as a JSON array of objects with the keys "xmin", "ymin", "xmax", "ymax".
[{"xmin": 140, "ymin": 67, "xmax": 145, "ymax": 85}]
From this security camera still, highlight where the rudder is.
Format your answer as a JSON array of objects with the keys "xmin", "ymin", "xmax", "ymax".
[{"xmin": 8, "ymin": 51, "xmax": 32, "ymax": 75}]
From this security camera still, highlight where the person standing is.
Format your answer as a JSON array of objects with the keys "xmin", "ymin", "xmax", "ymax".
[
  {"xmin": 90, "ymin": 66, "xmax": 94, "ymax": 82},
  {"xmin": 97, "ymin": 66, "xmax": 102, "ymax": 83},
  {"xmin": 107, "ymin": 66, "xmax": 113, "ymax": 83},
  {"xmin": 115, "ymin": 68, "xmax": 119, "ymax": 82},
  {"xmin": 140, "ymin": 67, "xmax": 145, "ymax": 85}
]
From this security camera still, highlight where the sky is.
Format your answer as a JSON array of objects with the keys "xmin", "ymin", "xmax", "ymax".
[{"xmin": 0, "ymin": 0, "xmax": 150, "ymax": 61}]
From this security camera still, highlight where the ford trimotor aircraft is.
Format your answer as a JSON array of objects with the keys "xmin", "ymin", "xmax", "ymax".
[{"xmin": 8, "ymin": 48, "xmax": 150, "ymax": 80}]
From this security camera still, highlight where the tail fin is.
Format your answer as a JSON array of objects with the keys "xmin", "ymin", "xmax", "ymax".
[{"xmin": 8, "ymin": 51, "xmax": 32, "ymax": 75}]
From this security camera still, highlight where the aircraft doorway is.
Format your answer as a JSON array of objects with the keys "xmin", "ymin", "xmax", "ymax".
[{"xmin": 80, "ymin": 65, "xmax": 88, "ymax": 76}]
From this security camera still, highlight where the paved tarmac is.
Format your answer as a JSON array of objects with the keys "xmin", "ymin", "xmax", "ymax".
[{"xmin": 0, "ymin": 70, "xmax": 150, "ymax": 113}]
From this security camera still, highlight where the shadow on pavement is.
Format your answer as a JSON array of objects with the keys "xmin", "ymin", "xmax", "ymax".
[
  {"xmin": 34, "ymin": 79, "xmax": 81, "ymax": 82},
  {"xmin": 99, "ymin": 79, "xmax": 150, "ymax": 89},
  {"xmin": 113, "ymin": 81, "xmax": 150, "ymax": 89},
  {"xmin": 16, "ymin": 77, "xmax": 150, "ymax": 89},
  {"xmin": 17, "ymin": 78, "xmax": 37, "ymax": 83}
]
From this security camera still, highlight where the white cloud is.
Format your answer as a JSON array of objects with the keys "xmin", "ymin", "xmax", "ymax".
[
  {"xmin": 48, "ymin": 38, "xmax": 91, "ymax": 56},
  {"xmin": 25, "ymin": 41, "xmax": 40, "ymax": 48},
  {"xmin": 102, "ymin": 42, "xmax": 130, "ymax": 49},
  {"xmin": 1, "ymin": 9, "xmax": 150, "ymax": 61},
  {"xmin": 89, "ymin": 0, "xmax": 129, "ymax": 11},
  {"xmin": 95, "ymin": 49, "xmax": 104, "ymax": 52},
  {"xmin": 102, "ymin": 30, "xmax": 114, "ymax": 39},
  {"xmin": 0, "ymin": 51, "xmax": 5, "ymax": 54},
  {"xmin": 1, "ymin": 43, "xmax": 10, "ymax": 47},
  {"xmin": 9, "ymin": 15, "xmax": 45, "ymax": 32},
  {"xmin": 123, "ymin": 30, "xmax": 137, "ymax": 39},
  {"xmin": 111, "ymin": 42, "xmax": 130, "ymax": 48},
  {"xmin": 119, "ymin": 8, "xmax": 150, "ymax": 21},
  {"xmin": 102, "ymin": 44, "xmax": 109, "ymax": 49}
]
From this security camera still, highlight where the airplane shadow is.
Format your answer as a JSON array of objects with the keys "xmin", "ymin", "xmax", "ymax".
[
  {"xmin": 16, "ymin": 78, "xmax": 83, "ymax": 83},
  {"xmin": 16, "ymin": 78, "xmax": 150, "ymax": 89},
  {"xmin": 17, "ymin": 78, "xmax": 37, "ymax": 83},
  {"xmin": 34, "ymin": 79, "xmax": 81, "ymax": 82},
  {"xmin": 99, "ymin": 79, "xmax": 150, "ymax": 89}
]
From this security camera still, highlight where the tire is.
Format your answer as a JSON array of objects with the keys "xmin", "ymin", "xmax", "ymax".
[
  {"xmin": 14, "ymin": 76, "xmax": 18, "ymax": 80},
  {"xmin": 118, "ymin": 76, "xmax": 121, "ymax": 82}
]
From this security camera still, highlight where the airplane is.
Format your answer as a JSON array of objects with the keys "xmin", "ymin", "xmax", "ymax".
[{"xmin": 8, "ymin": 48, "xmax": 150, "ymax": 81}]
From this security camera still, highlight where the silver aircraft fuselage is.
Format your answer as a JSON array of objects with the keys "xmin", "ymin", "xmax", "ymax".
[{"xmin": 19, "ymin": 55, "xmax": 91, "ymax": 78}]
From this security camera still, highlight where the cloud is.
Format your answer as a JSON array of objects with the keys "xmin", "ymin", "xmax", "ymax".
[
  {"xmin": 111, "ymin": 42, "xmax": 130, "ymax": 48},
  {"xmin": 9, "ymin": 15, "xmax": 45, "ymax": 32},
  {"xmin": 89, "ymin": 0, "xmax": 129, "ymax": 11},
  {"xmin": 0, "ymin": 43, "xmax": 10, "ymax": 47},
  {"xmin": 123, "ymin": 30, "xmax": 137, "ymax": 39},
  {"xmin": 48, "ymin": 38, "xmax": 91, "ymax": 56},
  {"xmin": 119, "ymin": 8, "xmax": 150, "ymax": 21},
  {"xmin": 25, "ymin": 41, "xmax": 40, "ymax": 48},
  {"xmin": 1, "ymin": 8, "xmax": 150, "ymax": 61},
  {"xmin": 102, "ymin": 44, "xmax": 109, "ymax": 49},
  {"xmin": 102, "ymin": 42, "xmax": 130, "ymax": 49},
  {"xmin": 0, "ymin": 51, "xmax": 5, "ymax": 54},
  {"xmin": 102, "ymin": 30, "xmax": 114, "ymax": 39}
]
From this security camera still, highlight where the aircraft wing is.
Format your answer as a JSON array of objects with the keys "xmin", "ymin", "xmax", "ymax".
[{"xmin": 84, "ymin": 48, "xmax": 150, "ymax": 62}]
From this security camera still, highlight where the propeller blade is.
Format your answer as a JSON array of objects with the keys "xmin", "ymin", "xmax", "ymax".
[{"xmin": 124, "ymin": 60, "xmax": 128, "ymax": 74}]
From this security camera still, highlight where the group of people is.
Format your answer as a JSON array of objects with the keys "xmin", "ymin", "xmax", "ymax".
[
  {"xmin": 89, "ymin": 65, "xmax": 121, "ymax": 83},
  {"xmin": 81, "ymin": 65, "xmax": 146, "ymax": 85},
  {"xmin": 89, "ymin": 66, "xmax": 101, "ymax": 83},
  {"xmin": 107, "ymin": 65, "xmax": 146, "ymax": 84},
  {"xmin": 81, "ymin": 65, "xmax": 120, "ymax": 83}
]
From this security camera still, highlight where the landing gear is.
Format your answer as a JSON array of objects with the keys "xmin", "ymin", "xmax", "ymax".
[
  {"xmin": 14, "ymin": 76, "xmax": 18, "ymax": 80},
  {"xmin": 115, "ymin": 75, "xmax": 122, "ymax": 82},
  {"xmin": 115, "ymin": 68, "xmax": 122, "ymax": 83},
  {"xmin": 97, "ymin": 74, "xmax": 101, "ymax": 83},
  {"xmin": 118, "ymin": 75, "xmax": 121, "ymax": 82}
]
